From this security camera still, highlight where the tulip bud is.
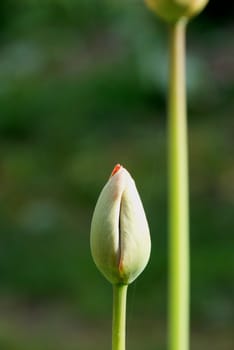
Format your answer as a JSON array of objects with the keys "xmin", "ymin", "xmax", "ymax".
[
  {"xmin": 90, "ymin": 164, "xmax": 151, "ymax": 285},
  {"xmin": 145, "ymin": 0, "xmax": 209, "ymax": 22}
]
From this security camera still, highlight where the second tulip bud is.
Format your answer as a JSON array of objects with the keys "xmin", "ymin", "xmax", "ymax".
[{"xmin": 145, "ymin": 0, "xmax": 209, "ymax": 23}]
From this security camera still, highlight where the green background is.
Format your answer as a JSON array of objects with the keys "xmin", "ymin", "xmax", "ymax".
[{"xmin": 0, "ymin": 1, "xmax": 233, "ymax": 349}]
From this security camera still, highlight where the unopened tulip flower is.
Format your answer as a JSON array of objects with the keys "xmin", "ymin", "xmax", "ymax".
[
  {"xmin": 91, "ymin": 164, "xmax": 151, "ymax": 350},
  {"xmin": 90, "ymin": 164, "xmax": 151, "ymax": 285},
  {"xmin": 144, "ymin": 1, "xmax": 209, "ymax": 350},
  {"xmin": 145, "ymin": 0, "xmax": 209, "ymax": 22}
]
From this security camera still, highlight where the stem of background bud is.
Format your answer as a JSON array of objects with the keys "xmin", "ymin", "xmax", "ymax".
[
  {"xmin": 168, "ymin": 18, "xmax": 190, "ymax": 350},
  {"xmin": 112, "ymin": 284, "xmax": 128, "ymax": 350}
]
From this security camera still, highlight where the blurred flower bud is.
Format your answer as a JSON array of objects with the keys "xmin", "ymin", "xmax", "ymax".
[
  {"xmin": 90, "ymin": 164, "xmax": 151, "ymax": 285},
  {"xmin": 145, "ymin": 0, "xmax": 209, "ymax": 22}
]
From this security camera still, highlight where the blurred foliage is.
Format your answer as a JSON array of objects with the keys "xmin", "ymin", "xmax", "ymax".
[{"xmin": 0, "ymin": 1, "xmax": 234, "ymax": 349}]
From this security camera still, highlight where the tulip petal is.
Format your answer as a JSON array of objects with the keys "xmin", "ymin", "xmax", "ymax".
[{"xmin": 119, "ymin": 174, "xmax": 151, "ymax": 283}]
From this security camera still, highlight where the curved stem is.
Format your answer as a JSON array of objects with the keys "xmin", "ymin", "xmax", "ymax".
[
  {"xmin": 112, "ymin": 284, "xmax": 128, "ymax": 350},
  {"xmin": 168, "ymin": 19, "xmax": 190, "ymax": 350}
]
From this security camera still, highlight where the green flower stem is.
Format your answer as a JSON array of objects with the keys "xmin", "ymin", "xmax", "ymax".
[
  {"xmin": 168, "ymin": 19, "xmax": 190, "ymax": 350},
  {"xmin": 112, "ymin": 284, "xmax": 128, "ymax": 350}
]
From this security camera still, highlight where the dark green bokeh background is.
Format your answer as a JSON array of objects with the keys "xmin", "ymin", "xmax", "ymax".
[{"xmin": 0, "ymin": 1, "xmax": 233, "ymax": 349}]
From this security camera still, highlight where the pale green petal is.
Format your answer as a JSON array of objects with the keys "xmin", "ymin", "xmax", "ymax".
[{"xmin": 119, "ymin": 175, "xmax": 151, "ymax": 284}]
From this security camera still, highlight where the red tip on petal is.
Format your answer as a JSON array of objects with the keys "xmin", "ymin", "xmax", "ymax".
[{"xmin": 111, "ymin": 164, "xmax": 122, "ymax": 177}]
